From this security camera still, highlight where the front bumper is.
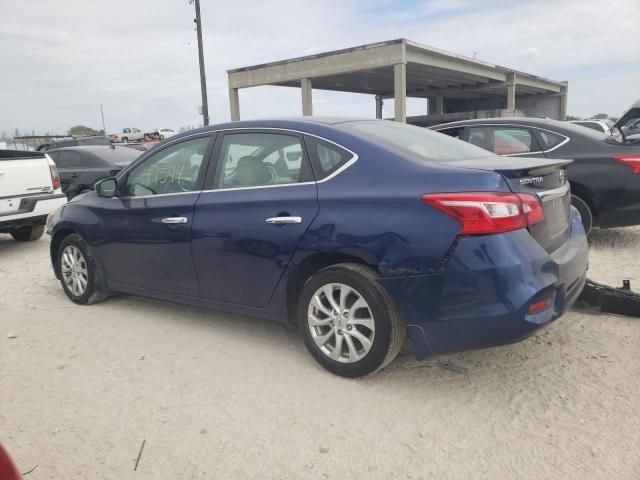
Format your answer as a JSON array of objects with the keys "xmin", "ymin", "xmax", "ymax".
[{"xmin": 379, "ymin": 214, "xmax": 589, "ymax": 359}]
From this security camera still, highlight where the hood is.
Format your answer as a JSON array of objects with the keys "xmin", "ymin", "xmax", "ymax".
[{"xmin": 612, "ymin": 98, "xmax": 640, "ymax": 137}]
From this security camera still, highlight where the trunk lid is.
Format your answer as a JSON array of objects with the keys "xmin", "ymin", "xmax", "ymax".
[{"xmin": 435, "ymin": 156, "xmax": 573, "ymax": 253}]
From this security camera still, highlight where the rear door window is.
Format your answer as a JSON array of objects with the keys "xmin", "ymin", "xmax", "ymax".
[
  {"xmin": 55, "ymin": 151, "xmax": 87, "ymax": 169},
  {"xmin": 467, "ymin": 126, "xmax": 540, "ymax": 155},
  {"xmin": 211, "ymin": 132, "xmax": 313, "ymax": 189}
]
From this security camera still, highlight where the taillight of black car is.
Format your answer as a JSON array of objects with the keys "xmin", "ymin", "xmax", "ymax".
[
  {"xmin": 613, "ymin": 154, "xmax": 640, "ymax": 174},
  {"xmin": 421, "ymin": 192, "xmax": 544, "ymax": 235}
]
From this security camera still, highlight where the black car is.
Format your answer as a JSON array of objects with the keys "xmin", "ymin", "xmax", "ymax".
[
  {"xmin": 37, "ymin": 135, "xmax": 112, "ymax": 151},
  {"xmin": 431, "ymin": 117, "xmax": 640, "ymax": 233},
  {"xmin": 47, "ymin": 145, "xmax": 140, "ymax": 199}
]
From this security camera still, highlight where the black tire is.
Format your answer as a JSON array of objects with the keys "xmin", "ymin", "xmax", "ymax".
[
  {"xmin": 298, "ymin": 263, "xmax": 405, "ymax": 377},
  {"xmin": 56, "ymin": 234, "xmax": 108, "ymax": 305},
  {"xmin": 121, "ymin": 137, "xmax": 128, "ymax": 143},
  {"xmin": 571, "ymin": 195, "xmax": 593, "ymax": 235},
  {"xmin": 11, "ymin": 224, "xmax": 45, "ymax": 242}
]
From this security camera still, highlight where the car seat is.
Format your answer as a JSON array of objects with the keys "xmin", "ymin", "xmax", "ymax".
[{"xmin": 235, "ymin": 156, "xmax": 272, "ymax": 186}]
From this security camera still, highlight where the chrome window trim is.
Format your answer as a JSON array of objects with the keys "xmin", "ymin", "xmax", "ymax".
[
  {"xmin": 115, "ymin": 127, "xmax": 358, "ymax": 199},
  {"xmin": 435, "ymin": 123, "xmax": 571, "ymax": 155}
]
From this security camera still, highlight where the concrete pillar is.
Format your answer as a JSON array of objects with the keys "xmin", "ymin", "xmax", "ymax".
[
  {"xmin": 301, "ymin": 78, "xmax": 313, "ymax": 116},
  {"xmin": 435, "ymin": 95, "xmax": 444, "ymax": 115},
  {"xmin": 375, "ymin": 95, "xmax": 383, "ymax": 119},
  {"xmin": 559, "ymin": 85, "xmax": 568, "ymax": 120},
  {"xmin": 229, "ymin": 87, "xmax": 240, "ymax": 121},
  {"xmin": 393, "ymin": 63, "xmax": 406, "ymax": 123},
  {"xmin": 506, "ymin": 72, "xmax": 516, "ymax": 111}
]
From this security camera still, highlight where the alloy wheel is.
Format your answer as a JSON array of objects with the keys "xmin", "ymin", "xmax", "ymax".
[
  {"xmin": 307, "ymin": 283, "xmax": 375, "ymax": 363},
  {"xmin": 60, "ymin": 245, "xmax": 88, "ymax": 297}
]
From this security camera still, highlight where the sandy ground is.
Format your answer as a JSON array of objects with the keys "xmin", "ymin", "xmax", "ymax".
[{"xmin": 1, "ymin": 228, "xmax": 639, "ymax": 480}]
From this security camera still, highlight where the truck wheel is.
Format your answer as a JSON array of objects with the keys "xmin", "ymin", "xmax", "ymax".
[
  {"xmin": 571, "ymin": 195, "xmax": 593, "ymax": 235},
  {"xmin": 298, "ymin": 263, "xmax": 405, "ymax": 377},
  {"xmin": 121, "ymin": 137, "xmax": 128, "ymax": 143},
  {"xmin": 11, "ymin": 224, "xmax": 45, "ymax": 242},
  {"xmin": 57, "ymin": 234, "xmax": 108, "ymax": 305}
]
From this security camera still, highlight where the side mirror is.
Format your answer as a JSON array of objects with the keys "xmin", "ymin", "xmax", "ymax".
[{"xmin": 96, "ymin": 178, "xmax": 118, "ymax": 198}]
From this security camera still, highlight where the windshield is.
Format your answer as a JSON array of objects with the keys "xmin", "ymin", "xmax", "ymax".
[{"xmin": 344, "ymin": 120, "xmax": 490, "ymax": 161}]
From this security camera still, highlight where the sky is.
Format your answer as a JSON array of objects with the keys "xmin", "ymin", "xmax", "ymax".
[{"xmin": 0, "ymin": 0, "xmax": 638, "ymax": 136}]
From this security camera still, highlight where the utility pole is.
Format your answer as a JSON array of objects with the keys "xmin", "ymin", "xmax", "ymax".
[
  {"xmin": 100, "ymin": 104, "xmax": 106, "ymax": 133},
  {"xmin": 192, "ymin": 0, "xmax": 209, "ymax": 126}
]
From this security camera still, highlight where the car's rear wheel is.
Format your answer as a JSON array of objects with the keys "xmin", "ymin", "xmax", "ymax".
[
  {"xmin": 298, "ymin": 263, "xmax": 405, "ymax": 377},
  {"xmin": 571, "ymin": 195, "xmax": 593, "ymax": 235},
  {"xmin": 11, "ymin": 224, "xmax": 45, "ymax": 242},
  {"xmin": 57, "ymin": 234, "xmax": 107, "ymax": 305}
]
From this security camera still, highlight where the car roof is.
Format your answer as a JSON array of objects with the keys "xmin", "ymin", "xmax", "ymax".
[
  {"xmin": 160, "ymin": 117, "xmax": 380, "ymax": 145},
  {"xmin": 431, "ymin": 116, "xmax": 616, "ymax": 143},
  {"xmin": 431, "ymin": 117, "xmax": 573, "ymax": 129},
  {"xmin": 50, "ymin": 145, "xmax": 140, "ymax": 162}
]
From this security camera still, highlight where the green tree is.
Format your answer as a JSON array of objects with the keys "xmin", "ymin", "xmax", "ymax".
[
  {"xmin": 592, "ymin": 113, "xmax": 609, "ymax": 120},
  {"xmin": 565, "ymin": 115, "xmax": 581, "ymax": 121},
  {"xmin": 67, "ymin": 125, "xmax": 97, "ymax": 136}
]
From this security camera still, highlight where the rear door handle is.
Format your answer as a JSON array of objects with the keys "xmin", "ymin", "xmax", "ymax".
[
  {"xmin": 265, "ymin": 216, "xmax": 302, "ymax": 225},
  {"xmin": 162, "ymin": 217, "xmax": 188, "ymax": 224}
]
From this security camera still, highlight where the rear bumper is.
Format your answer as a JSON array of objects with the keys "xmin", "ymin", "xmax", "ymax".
[
  {"xmin": 379, "ymin": 214, "xmax": 589, "ymax": 359},
  {"xmin": 0, "ymin": 193, "xmax": 66, "ymax": 231}
]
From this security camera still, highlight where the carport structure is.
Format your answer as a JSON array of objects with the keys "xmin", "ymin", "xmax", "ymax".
[{"xmin": 227, "ymin": 39, "xmax": 567, "ymax": 125}]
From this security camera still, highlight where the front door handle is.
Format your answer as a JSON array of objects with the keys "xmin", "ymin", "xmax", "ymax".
[
  {"xmin": 162, "ymin": 217, "xmax": 188, "ymax": 224},
  {"xmin": 265, "ymin": 216, "xmax": 302, "ymax": 225}
]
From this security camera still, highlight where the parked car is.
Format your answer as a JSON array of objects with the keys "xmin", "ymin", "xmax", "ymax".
[
  {"xmin": 47, "ymin": 118, "xmax": 588, "ymax": 377},
  {"xmin": 110, "ymin": 128, "xmax": 144, "ymax": 143},
  {"xmin": 47, "ymin": 145, "xmax": 141, "ymax": 199},
  {"xmin": 37, "ymin": 135, "xmax": 112, "ymax": 151},
  {"xmin": 0, "ymin": 149, "xmax": 66, "ymax": 241},
  {"xmin": 146, "ymin": 128, "xmax": 178, "ymax": 140},
  {"xmin": 431, "ymin": 117, "xmax": 640, "ymax": 234},
  {"xmin": 568, "ymin": 119, "xmax": 613, "ymax": 134}
]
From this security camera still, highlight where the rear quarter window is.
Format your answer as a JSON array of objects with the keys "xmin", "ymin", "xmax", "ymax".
[
  {"xmin": 304, "ymin": 136, "xmax": 354, "ymax": 180},
  {"xmin": 536, "ymin": 130, "xmax": 567, "ymax": 150}
]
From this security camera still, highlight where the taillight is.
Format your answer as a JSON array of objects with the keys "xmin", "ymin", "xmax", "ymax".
[
  {"xmin": 421, "ymin": 192, "xmax": 544, "ymax": 235},
  {"xmin": 613, "ymin": 154, "xmax": 640, "ymax": 174},
  {"xmin": 49, "ymin": 163, "xmax": 61, "ymax": 190}
]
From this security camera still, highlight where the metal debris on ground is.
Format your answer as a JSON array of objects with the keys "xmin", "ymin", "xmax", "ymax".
[{"xmin": 579, "ymin": 278, "xmax": 640, "ymax": 317}]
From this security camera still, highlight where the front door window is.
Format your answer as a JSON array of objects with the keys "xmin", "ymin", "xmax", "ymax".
[{"xmin": 124, "ymin": 136, "xmax": 210, "ymax": 196}]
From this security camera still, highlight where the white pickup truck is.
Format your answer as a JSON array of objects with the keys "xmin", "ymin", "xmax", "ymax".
[
  {"xmin": 0, "ymin": 150, "xmax": 67, "ymax": 241},
  {"xmin": 110, "ymin": 127, "xmax": 145, "ymax": 143}
]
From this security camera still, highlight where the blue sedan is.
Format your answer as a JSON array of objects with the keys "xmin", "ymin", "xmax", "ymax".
[{"xmin": 47, "ymin": 118, "xmax": 589, "ymax": 377}]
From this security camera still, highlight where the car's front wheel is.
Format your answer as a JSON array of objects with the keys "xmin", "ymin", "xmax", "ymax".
[
  {"xmin": 57, "ymin": 234, "xmax": 107, "ymax": 305},
  {"xmin": 298, "ymin": 263, "xmax": 405, "ymax": 377},
  {"xmin": 11, "ymin": 224, "xmax": 45, "ymax": 242}
]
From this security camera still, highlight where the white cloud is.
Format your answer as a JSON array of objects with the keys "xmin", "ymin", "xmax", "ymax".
[{"xmin": 0, "ymin": 0, "xmax": 638, "ymax": 134}]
